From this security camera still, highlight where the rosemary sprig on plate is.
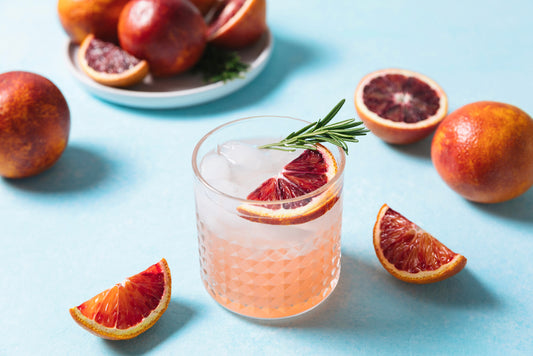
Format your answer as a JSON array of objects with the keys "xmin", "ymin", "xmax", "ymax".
[
  {"xmin": 259, "ymin": 99, "xmax": 369, "ymax": 154},
  {"xmin": 193, "ymin": 44, "xmax": 249, "ymax": 83}
]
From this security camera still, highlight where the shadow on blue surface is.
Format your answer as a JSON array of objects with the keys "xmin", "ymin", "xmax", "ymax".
[
  {"xmin": 103, "ymin": 32, "xmax": 325, "ymax": 116},
  {"xmin": 469, "ymin": 189, "xmax": 533, "ymax": 224},
  {"xmin": 242, "ymin": 251, "xmax": 500, "ymax": 331},
  {"xmin": 3, "ymin": 144, "xmax": 111, "ymax": 194},
  {"xmin": 385, "ymin": 133, "xmax": 434, "ymax": 160},
  {"xmin": 103, "ymin": 299, "xmax": 195, "ymax": 355}
]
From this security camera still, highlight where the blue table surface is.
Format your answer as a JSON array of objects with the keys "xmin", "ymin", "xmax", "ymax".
[{"xmin": 1, "ymin": 1, "xmax": 532, "ymax": 355}]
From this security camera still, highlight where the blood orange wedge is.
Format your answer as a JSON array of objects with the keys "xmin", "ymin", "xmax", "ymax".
[
  {"xmin": 373, "ymin": 204, "xmax": 466, "ymax": 284},
  {"xmin": 77, "ymin": 34, "xmax": 149, "ymax": 88},
  {"xmin": 237, "ymin": 144, "xmax": 340, "ymax": 225},
  {"xmin": 206, "ymin": 0, "xmax": 267, "ymax": 49},
  {"xmin": 69, "ymin": 258, "xmax": 171, "ymax": 340},
  {"xmin": 354, "ymin": 68, "xmax": 448, "ymax": 144}
]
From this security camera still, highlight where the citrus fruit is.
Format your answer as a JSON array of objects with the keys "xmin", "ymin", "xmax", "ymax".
[
  {"xmin": 77, "ymin": 34, "xmax": 149, "ymax": 88},
  {"xmin": 373, "ymin": 204, "xmax": 466, "ymax": 284},
  {"xmin": 118, "ymin": 0, "xmax": 207, "ymax": 77},
  {"xmin": 69, "ymin": 258, "xmax": 171, "ymax": 340},
  {"xmin": 0, "ymin": 71, "xmax": 70, "ymax": 179},
  {"xmin": 206, "ymin": 0, "xmax": 267, "ymax": 49},
  {"xmin": 190, "ymin": 0, "xmax": 218, "ymax": 15},
  {"xmin": 354, "ymin": 68, "xmax": 448, "ymax": 144},
  {"xmin": 431, "ymin": 101, "xmax": 533, "ymax": 203},
  {"xmin": 237, "ymin": 144, "xmax": 340, "ymax": 225},
  {"xmin": 58, "ymin": 0, "xmax": 131, "ymax": 44}
]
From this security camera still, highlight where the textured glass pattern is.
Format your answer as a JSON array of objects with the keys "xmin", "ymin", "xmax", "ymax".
[{"xmin": 197, "ymin": 216, "xmax": 342, "ymax": 319}]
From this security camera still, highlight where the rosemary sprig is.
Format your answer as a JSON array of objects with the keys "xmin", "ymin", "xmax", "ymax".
[
  {"xmin": 193, "ymin": 44, "xmax": 249, "ymax": 83},
  {"xmin": 259, "ymin": 99, "xmax": 369, "ymax": 154}
]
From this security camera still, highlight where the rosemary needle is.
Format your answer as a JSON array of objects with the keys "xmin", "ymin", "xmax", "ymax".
[
  {"xmin": 193, "ymin": 44, "xmax": 249, "ymax": 83},
  {"xmin": 259, "ymin": 99, "xmax": 369, "ymax": 154}
]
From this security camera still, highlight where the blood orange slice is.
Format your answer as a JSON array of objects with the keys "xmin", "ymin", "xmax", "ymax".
[
  {"xmin": 354, "ymin": 68, "xmax": 448, "ymax": 144},
  {"xmin": 373, "ymin": 204, "xmax": 466, "ymax": 284},
  {"xmin": 238, "ymin": 144, "xmax": 340, "ymax": 225},
  {"xmin": 206, "ymin": 0, "xmax": 267, "ymax": 49},
  {"xmin": 77, "ymin": 34, "xmax": 149, "ymax": 88},
  {"xmin": 69, "ymin": 258, "xmax": 171, "ymax": 340}
]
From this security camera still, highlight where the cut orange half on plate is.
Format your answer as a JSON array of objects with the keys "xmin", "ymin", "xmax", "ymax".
[
  {"xmin": 69, "ymin": 258, "xmax": 171, "ymax": 340},
  {"xmin": 238, "ymin": 144, "xmax": 340, "ymax": 225},
  {"xmin": 354, "ymin": 68, "xmax": 448, "ymax": 144},
  {"xmin": 78, "ymin": 34, "xmax": 149, "ymax": 88},
  {"xmin": 373, "ymin": 204, "xmax": 466, "ymax": 284},
  {"xmin": 206, "ymin": 0, "xmax": 267, "ymax": 49}
]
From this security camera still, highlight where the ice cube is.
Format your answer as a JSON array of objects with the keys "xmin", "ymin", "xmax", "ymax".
[
  {"xmin": 201, "ymin": 139, "xmax": 305, "ymax": 198},
  {"xmin": 218, "ymin": 140, "xmax": 264, "ymax": 171},
  {"xmin": 200, "ymin": 150, "xmax": 231, "ymax": 184}
]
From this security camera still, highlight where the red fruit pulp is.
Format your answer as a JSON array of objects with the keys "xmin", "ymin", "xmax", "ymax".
[
  {"xmin": 77, "ymin": 263, "xmax": 166, "ymax": 329},
  {"xmin": 363, "ymin": 74, "xmax": 441, "ymax": 123},
  {"xmin": 85, "ymin": 37, "xmax": 142, "ymax": 74},
  {"xmin": 247, "ymin": 149, "xmax": 330, "ymax": 209},
  {"xmin": 379, "ymin": 207, "xmax": 456, "ymax": 273}
]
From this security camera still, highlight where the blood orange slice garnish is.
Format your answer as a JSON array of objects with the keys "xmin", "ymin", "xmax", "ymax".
[
  {"xmin": 373, "ymin": 204, "xmax": 466, "ymax": 284},
  {"xmin": 238, "ymin": 144, "xmax": 340, "ymax": 225},
  {"xmin": 69, "ymin": 258, "xmax": 171, "ymax": 340},
  {"xmin": 354, "ymin": 68, "xmax": 448, "ymax": 144},
  {"xmin": 77, "ymin": 34, "xmax": 149, "ymax": 88}
]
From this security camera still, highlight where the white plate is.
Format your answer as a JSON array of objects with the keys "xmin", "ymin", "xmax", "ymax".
[{"xmin": 66, "ymin": 30, "xmax": 273, "ymax": 109}]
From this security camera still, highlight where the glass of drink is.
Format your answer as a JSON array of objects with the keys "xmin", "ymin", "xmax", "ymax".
[{"xmin": 192, "ymin": 115, "xmax": 346, "ymax": 319}]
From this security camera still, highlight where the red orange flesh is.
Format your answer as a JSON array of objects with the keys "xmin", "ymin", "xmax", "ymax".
[
  {"xmin": 355, "ymin": 68, "xmax": 447, "ymax": 144},
  {"xmin": 78, "ymin": 34, "xmax": 149, "ymax": 87},
  {"xmin": 238, "ymin": 144, "xmax": 340, "ymax": 225},
  {"xmin": 373, "ymin": 204, "xmax": 466, "ymax": 284},
  {"xmin": 69, "ymin": 258, "xmax": 171, "ymax": 340}
]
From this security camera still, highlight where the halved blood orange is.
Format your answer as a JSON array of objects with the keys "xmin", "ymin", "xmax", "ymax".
[
  {"xmin": 354, "ymin": 68, "xmax": 448, "ymax": 144},
  {"xmin": 373, "ymin": 204, "xmax": 466, "ymax": 284},
  {"xmin": 238, "ymin": 144, "xmax": 340, "ymax": 225},
  {"xmin": 69, "ymin": 258, "xmax": 171, "ymax": 340},
  {"xmin": 206, "ymin": 0, "xmax": 267, "ymax": 49},
  {"xmin": 77, "ymin": 34, "xmax": 149, "ymax": 88}
]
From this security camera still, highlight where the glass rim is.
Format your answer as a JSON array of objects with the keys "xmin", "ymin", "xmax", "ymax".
[{"xmin": 192, "ymin": 115, "xmax": 347, "ymax": 204}]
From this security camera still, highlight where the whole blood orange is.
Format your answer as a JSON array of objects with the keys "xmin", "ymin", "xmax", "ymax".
[
  {"xmin": 78, "ymin": 34, "xmax": 149, "ymax": 87},
  {"xmin": 69, "ymin": 258, "xmax": 171, "ymax": 340},
  {"xmin": 118, "ymin": 0, "xmax": 207, "ymax": 77},
  {"xmin": 354, "ymin": 68, "xmax": 448, "ymax": 144},
  {"xmin": 238, "ymin": 144, "xmax": 340, "ymax": 225},
  {"xmin": 374, "ymin": 204, "xmax": 467, "ymax": 284},
  {"xmin": 431, "ymin": 101, "xmax": 533, "ymax": 203},
  {"xmin": 57, "ymin": 0, "xmax": 131, "ymax": 44},
  {"xmin": 0, "ymin": 71, "xmax": 70, "ymax": 178}
]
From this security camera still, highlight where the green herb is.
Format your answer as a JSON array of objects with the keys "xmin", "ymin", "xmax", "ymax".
[
  {"xmin": 259, "ymin": 99, "xmax": 369, "ymax": 154},
  {"xmin": 193, "ymin": 44, "xmax": 249, "ymax": 83}
]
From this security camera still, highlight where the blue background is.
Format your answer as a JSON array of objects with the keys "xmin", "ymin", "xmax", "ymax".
[{"xmin": 1, "ymin": 0, "xmax": 532, "ymax": 355}]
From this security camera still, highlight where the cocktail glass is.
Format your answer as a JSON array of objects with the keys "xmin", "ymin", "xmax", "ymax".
[{"xmin": 192, "ymin": 116, "xmax": 346, "ymax": 319}]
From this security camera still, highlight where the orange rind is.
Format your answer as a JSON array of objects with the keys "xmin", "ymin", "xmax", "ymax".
[
  {"xmin": 207, "ymin": 0, "xmax": 267, "ymax": 49},
  {"xmin": 373, "ymin": 204, "xmax": 466, "ymax": 284},
  {"xmin": 238, "ymin": 144, "xmax": 340, "ymax": 225},
  {"xmin": 77, "ymin": 34, "xmax": 149, "ymax": 88},
  {"xmin": 354, "ymin": 68, "xmax": 448, "ymax": 144},
  {"xmin": 69, "ymin": 258, "xmax": 171, "ymax": 340}
]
